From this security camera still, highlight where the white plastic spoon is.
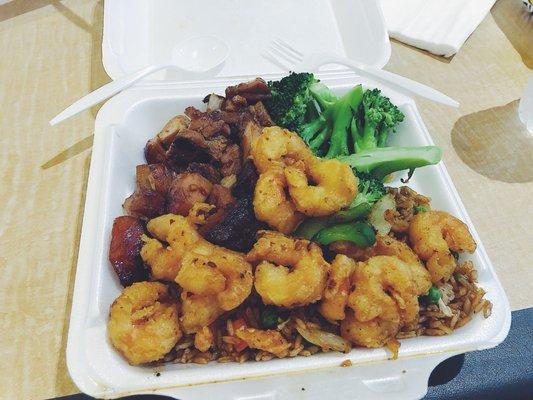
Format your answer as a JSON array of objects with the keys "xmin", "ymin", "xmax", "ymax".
[{"xmin": 50, "ymin": 35, "xmax": 230, "ymax": 126}]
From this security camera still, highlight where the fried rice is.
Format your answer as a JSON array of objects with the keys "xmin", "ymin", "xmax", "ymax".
[{"xmin": 162, "ymin": 187, "xmax": 492, "ymax": 365}]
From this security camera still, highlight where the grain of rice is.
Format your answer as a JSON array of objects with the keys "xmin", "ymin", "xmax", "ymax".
[
  {"xmin": 456, "ymin": 315, "xmax": 472, "ymax": 328},
  {"xmin": 192, "ymin": 356, "xmax": 209, "ymax": 364},
  {"xmin": 474, "ymin": 299, "xmax": 486, "ymax": 313},
  {"xmin": 176, "ymin": 340, "xmax": 194, "ymax": 350},
  {"xmin": 397, "ymin": 331, "xmax": 417, "ymax": 339},
  {"xmin": 238, "ymin": 352, "xmax": 250, "ymax": 363},
  {"xmin": 450, "ymin": 276, "xmax": 458, "ymax": 290},
  {"xmin": 222, "ymin": 336, "xmax": 239, "ymax": 344},
  {"xmin": 450, "ymin": 312, "xmax": 460, "ymax": 329},
  {"xmin": 289, "ymin": 346, "xmax": 304, "ymax": 357},
  {"xmin": 295, "ymin": 318, "xmax": 307, "ymax": 331},
  {"xmin": 294, "ymin": 334, "xmax": 303, "ymax": 349},
  {"xmin": 307, "ymin": 346, "xmax": 319, "ymax": 354},
  {"xmin": 424, "ymin": 328, "xmax": 447, "ymax": 336},
  {"xmin": 463, "ymin": 297, "xmax": 472, "ymax": 315},
  {"xmin": 483, "ymin": 301, "xmax": 493, "ymax": 318},
  {"xmin": 217, "ymin": 356, "xmax": 233, "ymax": 363},
  {"xmin": 227, "ymin": 320, "xmax": 234, "ymax": 336},
  {"xmin": 300, "ymin": 350, "xmax": 312, "ymax": 357},
  {"xmin": 340, "ymin": 360, "xmax": 352, "ymax": 367}
]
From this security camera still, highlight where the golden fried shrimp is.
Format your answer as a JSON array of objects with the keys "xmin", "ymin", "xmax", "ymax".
[
  {"xmin": 348, "ymin": 256, "xmax": 418, "ymax": 324},
  {"xmin": 340, "ymin": 309, "xmax": 400, "ymax": 349},
  {"xmin": 180, "ymin": 293, "xmax": 223, "ymax": 334},
  {"xmin": 194, "ymin": 326, "xmax": 214, "ymax": 352},
  {"xmin": 247, "ymin": 231, "xmax": 329, "ymax": 308},
  {"xmin": 253, "ymin": 167, "xmax": 304, "ymax": 234},
  {"xmin": 332, "ymin": 234, "xmax": 431, "ymax": 295},
  {"xmin": 251, "ymin": 126, "xmax": 314, "ymax": 173},
  {"xmin": 409, "ymin": 211, "xmax": 476, "ymax": 283},
  {"xmin": 140, "ymin": 214, "xmax": 202, "ymax": 281},
  {"xmin": 176, "ymin": 243, "xmax": 253, "ymax": 311},
  {"xmin": 340, "ymin": 256, "xmax": 428, "ymax": 349},
  {"xmin": 284, "ymin": 159, "xmax": 358, "ymax": 216},
  {"xmin": 319, "ymin": 255, "xmax": 356, "ymax": 321},
  {"xmin": 108, "ymin": 282, "xmax": 181, "ymax": 365},
  {"xmin": 235, "ymin": 327, "xmax": 291, "ymax": 357},
  {"xmin": 141, "ymin": 211, "xmax": 253, "ymax": 332}
]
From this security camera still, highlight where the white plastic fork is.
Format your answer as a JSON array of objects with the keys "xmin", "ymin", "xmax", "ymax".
[{"xmin": 264, "ymin": 39, "xmax": 459, "ymax": 108}]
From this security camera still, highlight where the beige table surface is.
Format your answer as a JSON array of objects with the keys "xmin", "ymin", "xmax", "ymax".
[{"xmin": 0, "ymin": 1, "xmax": 531, "ymax": 399}]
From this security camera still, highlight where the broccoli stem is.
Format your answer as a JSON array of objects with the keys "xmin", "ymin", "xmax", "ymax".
[
  {"xmin": 325, "ymin": 85, "xmax": 364, "ymax": 158},
  {"xmin": 300, "ymin": 115, "xmax": 327, "ymax": 144},
  {"xmin": 309, "ymin": 124, "xmax": 332, "ymax": 153},
  {"xmin": 338, "ymin": 146, "xmax": 442, "ymax": 180},
  {"xmin": 356, "ymin": 119, "xmax": 379, "ymax": 152},
  {"xmin": 377, "ymin": 128, "xmax": 389, "ymax": 148}
]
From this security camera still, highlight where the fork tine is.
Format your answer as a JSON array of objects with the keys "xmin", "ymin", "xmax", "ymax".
[
  {"xmin": 269, "ymin": 41, "xmax": 301, "ymax": 65},
  {"xmin": 267, "ymin": 44, "xmax": 298, "ymax": 68},
  {"xmin": 273, "ymin": 38, "xmax": 304, "ymax": 60},
  {"xmin": 262, "ymin": 49, "xmax": 293, "ymax": 71}
]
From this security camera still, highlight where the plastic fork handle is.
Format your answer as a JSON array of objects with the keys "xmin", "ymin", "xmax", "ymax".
[
  {"xmin": 358, "ymin": 63, "xmax": 459, "ymax": 108},
  {"xmin": 49, "ymin": 63, "xmax": 171, "ymax": 126},
  {"xmin": 297, "ymin": 54, "xmax": 459, "ymax": 108}
]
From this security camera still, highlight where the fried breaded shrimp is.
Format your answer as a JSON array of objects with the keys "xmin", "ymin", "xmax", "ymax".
[
  {"xmin": 235, "ymin": 327, "xmax": 291, "ymax": 357},
  {"xmin": 180, "ymin": 293, "xmax": 223, "ymax": 334},
  {"xmin": 247, "ymin": 231, "xmax": 329, "ymax": 308},
  {"xmin": 108, "ymin": 282, "xmax": 181, "ymax": 365},
  {"xmin": 409, "ymin": 211, "xmax": 476, "ymax": 283},
  {"xmin": 341, "ymin": 256, "xmax": 427, "ymax": 349},
  {"xmin": 341, "ymin": 309, "xmax": 400, "ymax": 349},
  {"xmin": 285, "ymin": 158, "xmax": 358, "ymax": 216},
  {"xmin": 332, "ymin": 234, "xmax": 431, "ymax": 295},
  {"xmin": 141, "ymin": 211, "xmax": 253, "ymax": 332},
  {"xmin": 176, "ymin": 242, "xmax": 253, "ymax": 311},
  {"xmin": 319, "ymin": 255, "xmax": 357, "ymax": 321},
  {"xmin": 253, "ymin": 167, "xmax": 304, "ymax": 234},
  {"xmin": 251, "ymin": 126, "xmax": 313, "ymax": 173},
  {"xmin": 140, "ymin": 213, "xmax": 202, "ymax": 281}
]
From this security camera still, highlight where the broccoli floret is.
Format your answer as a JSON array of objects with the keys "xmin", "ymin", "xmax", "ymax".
[
  {"xmin": 352, "ymin": 89, "xmax": 405, "ymax": 152},
  {"xmin": 265, "ymin": 72, "xmax": 318, "ymax": 132},
  {"xmin": 333, "ymin": 172, "xmax": 386, "ymax": 222}
]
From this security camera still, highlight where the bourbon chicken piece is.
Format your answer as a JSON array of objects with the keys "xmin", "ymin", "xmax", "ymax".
[
  {"xmin": 184, "ymin": 162, "xmax": 221, "ymax": 183},
  {"xmin": 185, "ymin": 106, "xmax": 231, "ymax": 138},
  {"xmin": 109, "ymin": 216, "xmax": 149, "ymax": 286},
  {"xmin": 145, "ymin": 115, "xmax": 190, "ymax": 164},
  {"xmin": 203, "ymin": 195, "xmax": 266, "ymax": 253},
  {"xmin": 123, "ymin": 164, "xmax": 176, "ymax": 219},
  {"xmin": 165, "ymin": 129, "xmax": 241, "ymax": 177},
  {"xmin": 225, "ymin": 77, "xmax": 272, "ymax": 104},
  {"xmin": 167, "ymin": 173, "xmax": 213, "ymax": 216}
]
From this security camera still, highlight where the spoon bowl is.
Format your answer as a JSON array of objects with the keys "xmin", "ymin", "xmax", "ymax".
[
  {"xmin": 171, "ymin": 35, "xmax": 229, "ymax": 74},
  {"xmin": 50, "ymin": 35, "xmax": 230, "ymax": 125}
]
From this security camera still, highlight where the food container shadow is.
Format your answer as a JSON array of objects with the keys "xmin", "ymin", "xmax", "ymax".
[{"xmin": 451, "ymin": 99, "xmax": 533, "ymax": 183}]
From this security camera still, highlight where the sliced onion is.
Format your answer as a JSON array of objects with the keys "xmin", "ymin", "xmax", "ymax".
[
  {"xmin": 368, "ymin": 193, "xmax": 396, "ymax": 235},
  {"xmin": 206, "ymin": 94, "xmax": 224, "ymax": 111},
  {"xmin": 296, "ymin": 324, "xmax": 351, "ymax": 353}
]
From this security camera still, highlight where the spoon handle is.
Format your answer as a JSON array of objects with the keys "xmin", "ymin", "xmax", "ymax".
[{"xmin": 50, "ymin": 63, "xmax": 170, "ymax": 126}]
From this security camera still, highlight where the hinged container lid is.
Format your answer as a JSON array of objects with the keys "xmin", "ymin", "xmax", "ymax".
[{"xmin": 102, "ymin": 0, "xmax": 391, "ymax": 82}]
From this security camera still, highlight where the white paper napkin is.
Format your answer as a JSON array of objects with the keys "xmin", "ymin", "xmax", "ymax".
[{"xmin": 381, "ymin": 0, "xmax": 497, "ymax": 57}]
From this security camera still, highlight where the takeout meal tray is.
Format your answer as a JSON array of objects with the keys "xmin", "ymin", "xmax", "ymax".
[{"xmin": 65, "ymin": 1, "xmax": 510, "ymax": 399}]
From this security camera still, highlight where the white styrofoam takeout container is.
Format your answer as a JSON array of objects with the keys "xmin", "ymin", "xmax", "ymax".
[{"xmin": 66, "ymin": 1, "xmax": 510, "ymax": 399}]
